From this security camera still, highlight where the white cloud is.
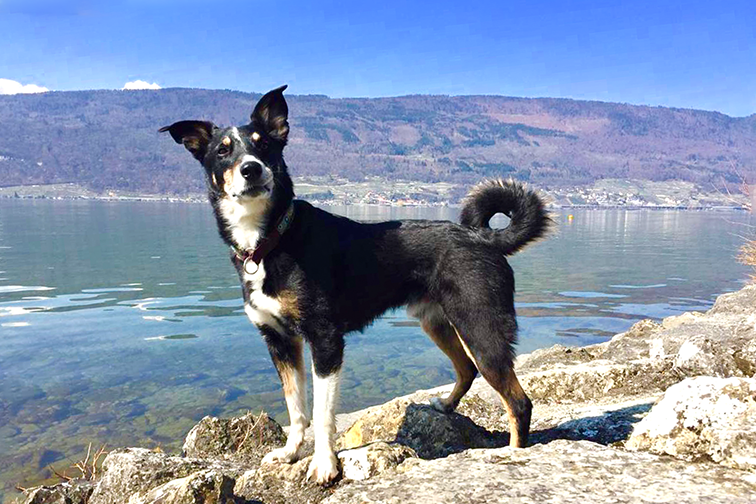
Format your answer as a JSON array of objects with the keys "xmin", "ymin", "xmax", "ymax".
[
  {"xmin": 0, "ymin": 78, "xmax": 49, "ymax": 95},
  {"xmin": 122, "ymin": 80, "xmax": 161, "ymax": 90}
]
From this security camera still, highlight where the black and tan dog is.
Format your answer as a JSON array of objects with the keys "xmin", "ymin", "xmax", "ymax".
[{"xmin": 160, "ymin": 86, "xmax": 550, "ymax": 484}]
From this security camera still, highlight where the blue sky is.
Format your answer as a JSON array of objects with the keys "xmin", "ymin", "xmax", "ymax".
[{"xmin": 1, "ymin": 0, "xmax": 754, "ymax": 116}]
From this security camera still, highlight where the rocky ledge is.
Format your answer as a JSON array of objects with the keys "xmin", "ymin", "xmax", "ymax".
[{"xmin": 17, "ymin": 285, "xmax": 756, "ymax": 503}]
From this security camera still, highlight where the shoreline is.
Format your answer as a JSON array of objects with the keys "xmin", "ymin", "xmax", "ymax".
[{"xmin": 0, "ymin": 194, "xmax": 747, "ymax": 211}]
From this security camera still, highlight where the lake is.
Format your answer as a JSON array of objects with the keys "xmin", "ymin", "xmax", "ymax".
[{"xmin": 0, "ymin": 199, "xmax": 753, "ymax": 501}]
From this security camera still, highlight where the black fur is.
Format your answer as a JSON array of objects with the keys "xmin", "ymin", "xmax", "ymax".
[{"xmin": 160, "ymin": 86, "xmax": 551, "ymax": 468}]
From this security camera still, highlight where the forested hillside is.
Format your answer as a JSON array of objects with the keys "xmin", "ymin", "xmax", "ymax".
[{"xmin": 0, "ymin": 88, "xmax": 754, "ymax": 195}]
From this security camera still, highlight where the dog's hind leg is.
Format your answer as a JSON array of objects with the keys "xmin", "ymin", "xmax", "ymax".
[
  {"xmin": 259, "ymin": 327, "xmax": 308, "ymax": 464},
  {"xmin": 412, "ymin": 303, "xmax": 478, "ymax": 413},
  {"xmin": 446, "ymin": 316, "xmax": 532, "ymax": 448}
]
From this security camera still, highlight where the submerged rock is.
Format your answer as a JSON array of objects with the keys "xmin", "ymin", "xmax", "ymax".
[{"xmin": 626, "ymin": 376, "xmax": 756, "ymax": 471}]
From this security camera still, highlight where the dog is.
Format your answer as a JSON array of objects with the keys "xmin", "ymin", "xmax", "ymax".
[{"xmin": 160, "ymin": 86, "xmax": 550, "ymax": 484}]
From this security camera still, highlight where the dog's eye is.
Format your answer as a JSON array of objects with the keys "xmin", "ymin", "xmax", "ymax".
[{"xmin": 218, "ymin": 146, "xmax": 230, "ymax": 157}]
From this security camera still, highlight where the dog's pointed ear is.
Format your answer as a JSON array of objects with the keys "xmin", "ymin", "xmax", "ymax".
[
  {"xmin": 251, "ymin": 85, "xmax": 289, "ymax": 144},
  {"xmin": 158, "ymin": 120, "xmax": 217, "ymax": 160}
]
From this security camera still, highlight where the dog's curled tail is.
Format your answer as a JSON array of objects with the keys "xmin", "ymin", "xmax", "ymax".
[{"xmin": 460, "ymin": 179, "xmax": 552, "ymax": 255}]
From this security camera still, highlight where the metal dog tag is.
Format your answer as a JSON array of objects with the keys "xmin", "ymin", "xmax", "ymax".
[{"xmin": 243, "ymin": 257, "xmax": 259, "ymax": 275}]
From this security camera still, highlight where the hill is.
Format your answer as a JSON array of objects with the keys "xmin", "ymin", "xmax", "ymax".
[{"xmin": 0, "ymin": 89, "xmax": 755, "ymax": 197}]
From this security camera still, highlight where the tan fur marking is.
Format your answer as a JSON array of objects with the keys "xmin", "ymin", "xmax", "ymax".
[
  {"xmin": 279, "ymin": 362, "xmax": 297, "ymax": 396},
  {"xmin": 449, "ymin": 322, "xmax": 528, "ymax": 447},
  {"xmin": 423, "ymin": 319, "xmax": 477, "ymax": 410},
  {"xmin": 450, "ymin": 323, "xmax": 478, "ymax": 367},
  {"xmin": 251, "ymin": 131, "xmax": 261, "ymax": 141},
  {"xmin": 277, "ymin": 290, "xmax": 301, "ymax": 320},
  {"xmin": 222, "ymin": 136, "xmax": 231, "ymax": 146},
  {"xmin": 223, "ymin": 168, "xmax": 235, "ymax": 194},
  {"xmin": 495, "ymin": 368, "xmax": 529, "ymax": 448},
  {"xmin": 273, "ymin": 338, "xmax": 304, "ymax": 397}
]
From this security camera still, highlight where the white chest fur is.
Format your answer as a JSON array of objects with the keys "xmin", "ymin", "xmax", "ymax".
[
  {"xmin": 218, "ymin": 195, "xmax": 284, "ymax": 333},
  {"xmin": 242, "ymin": 262, "xmax": 284, "ymax": 332}
]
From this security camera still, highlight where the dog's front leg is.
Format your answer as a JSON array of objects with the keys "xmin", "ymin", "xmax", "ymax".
[
  {"xmin": 259, "ymin": 327, "xmax": 308, "ymax": 464},
  {"xmin": 306, "ymin": 341, "xmax": 343, "ymax": 484}
]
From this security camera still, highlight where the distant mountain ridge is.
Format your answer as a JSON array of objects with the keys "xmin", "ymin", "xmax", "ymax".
[{"xmin": 0, "ymin": 88, "xmax": 754, "ymax": 196}]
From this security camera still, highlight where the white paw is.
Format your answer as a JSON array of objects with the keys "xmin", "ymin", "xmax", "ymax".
[
  {"xmin": 306, "ymin": 451, "xmax": 339, "ymax": 484},
  {"xmin": 430, "ymin": 396, "xmax": 453, "ymax": 414},
  {"xmin": 262, "ymin": 445, "xmax": 302, "ymax": 465}
]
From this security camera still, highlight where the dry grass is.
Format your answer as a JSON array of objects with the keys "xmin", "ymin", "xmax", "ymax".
[
  {"xmin": 49, "ymin": 443, "xmax": 108, "ymax": 483},
  {"xmin": 236, "ymin": 411, "xmax": 269, "ymax": 451},
  {"xmin": 739, "ymin": 240, "xmax": 756, "ymax": 280}
]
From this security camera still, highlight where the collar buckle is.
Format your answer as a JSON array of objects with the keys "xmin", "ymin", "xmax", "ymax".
[{"xmin": 231, "ymin": 202, "xmax": 295, "ymax": 274}]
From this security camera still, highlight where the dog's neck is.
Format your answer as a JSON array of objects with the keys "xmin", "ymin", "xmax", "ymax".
[{"xmin": 212, "ymin": 171, "xmax": 294, "ymax": 252}]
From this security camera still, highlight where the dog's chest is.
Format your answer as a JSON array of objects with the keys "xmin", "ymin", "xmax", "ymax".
[{"xmin": 242, "ymin": 262, "xmax": 285, "ymax": 331}]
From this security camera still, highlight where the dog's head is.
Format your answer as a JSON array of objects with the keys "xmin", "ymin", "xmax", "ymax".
[{"xmin": 160, "ymin": 85, "xmax": 290, "ymax": 203}]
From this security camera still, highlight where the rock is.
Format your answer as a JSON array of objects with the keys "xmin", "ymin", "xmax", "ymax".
[
  {"xmin": 672, "ymin": 334, "xmax": 742, "ymax": 377},
  {"xmin": 337, "ymin": 398, "xmax": 508, "ymax": 458},
  {"xmin": 88, "ymin": 448, "xmax": 243, "ymax": 504},
  {"xmin": 708, "ymin": 284, "xmax": 756, "ymax": 315},
  {"xmin": 337, "ymin": 443, "xmax": 416, "ymax": 481},
  {"xmin": 322, "ymin": 440, "xmax": 756, "ymax": 504},
  {"xmin": 518, "ymin": 359, "xmax": 677, "ymax": 403},
  {"xmin": 626, "ymin": 376, "xmax": 756, "ymax": 471},
  {"xmin": 130, "ymin": 469, "xmax": 236, "ymax": 504},
  {"xmin": 182, "ymin": 412, "xmax": 286, "ymax": 463},
  {"xmin": 234, "ymin": 458, "xmax": 335, "ymax": 504},
  {"xmin": 735, "ymin": 338, "xmax": 756, "ymax": 376},
  {"xmin": 531, "ymin": 396, "xmax": 656, "ymax": 446},
  {"xmin": 18, "ymin": 480, "xmax": 93, "ymax": 504}
]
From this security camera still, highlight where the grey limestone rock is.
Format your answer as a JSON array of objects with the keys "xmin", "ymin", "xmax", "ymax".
[
  {"xmin": 182, "ymin": 411, "xmax": 286, "ymax": 463},
  {"xmin": 323, "ymin": 440, "xmax": 756, "ymax": 504},
  {"xmin": 88, "ymin": 448, "xmax": 244, "ymax": 504},
  {"xmin": 626, "ymin": 376, "xmax": 756, "ymax": 471},
  {"xmin": 18, "ymin": 480, "xmax": 93, "ymax": 504}
]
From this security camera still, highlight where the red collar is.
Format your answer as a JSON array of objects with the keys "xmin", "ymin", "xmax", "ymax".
[{"xmin": 231, "ymin": 203, "xmax": 295, "ymax": 275}]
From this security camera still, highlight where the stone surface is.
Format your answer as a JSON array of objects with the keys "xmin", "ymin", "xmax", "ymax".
[
  {"xmin": 626, "ymin": 376, "xmax": 756, "ymax": 471},
  {"xmin": 234, "ymin": 458, "xmax": 336, "ymax": 504},
  {"xmin": 337, "ymin": 443, "xmax": 416, "ymax": 481},
  {"xmin": 323, "ymin": 440, "xmax": 756, "ymax": 504},
  {"xmin": 19, "ymin": 480, "xmax": 93, "ymax": 504},
  {"xmin": 130, "ymin": 469, "xmax": 236, "ymax": 504},
  {"xmin": 88, "ymin": 448, "xmax": 243, "ymax": 504},
  {"xmin": 337, "ymin": 398, "xmax": 508, "ymax": 458},
  {"xmin": 182, "ymin": 412, "xmax": 286, "ymax": 463}
]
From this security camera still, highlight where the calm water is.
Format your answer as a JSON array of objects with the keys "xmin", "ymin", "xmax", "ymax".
[{"xmin": 0, "ymin": 199, "xmax": 753, "ymax": 500}]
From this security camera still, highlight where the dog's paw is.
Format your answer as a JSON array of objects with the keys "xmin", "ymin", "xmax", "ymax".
[
  {"xmin": 430, "ymin": 396, "xmax": 454, "ymax": 414},
  {"xmin": 262, "ymin": 445, "xmax": 302, "ymax": 465},
  {"xmin": 306, "ymin": 451, "xmax": 339, "ymax": 485}
]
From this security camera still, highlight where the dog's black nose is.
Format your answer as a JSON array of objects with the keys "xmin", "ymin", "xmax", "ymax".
[{"xmin": 240, "ymin": 161, "xmax": 263, "ymax": 180}]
